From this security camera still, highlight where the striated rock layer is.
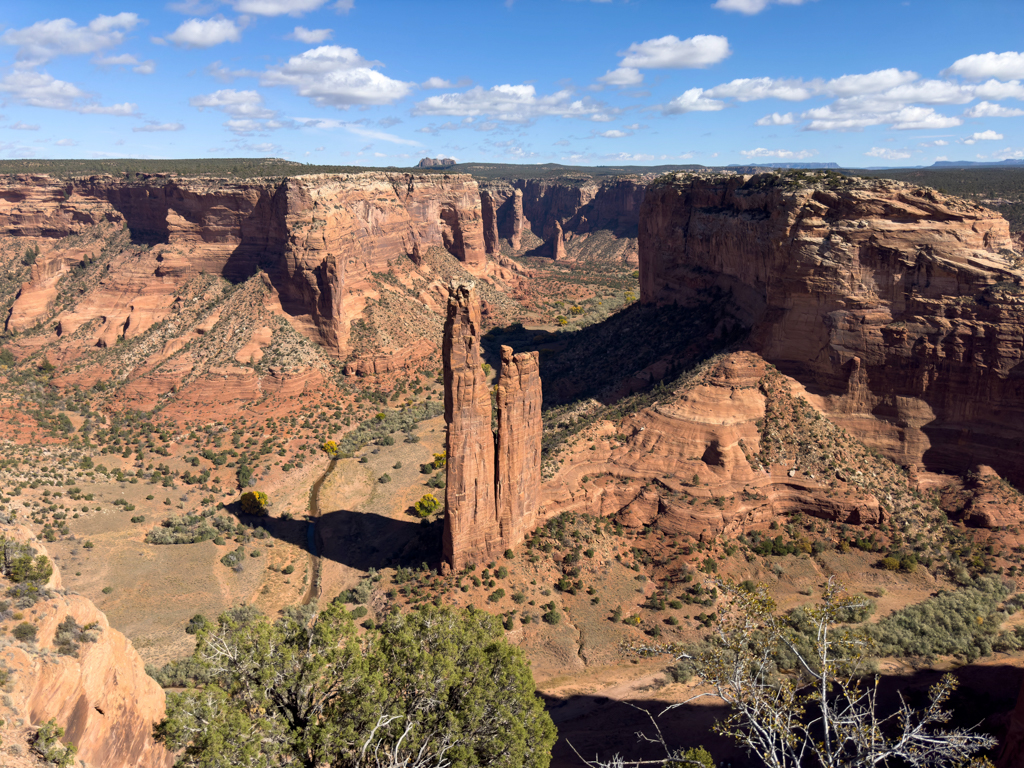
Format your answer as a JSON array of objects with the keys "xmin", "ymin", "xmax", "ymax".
[
  {"xmin": 0, "ymin": 171, "xmax": 487, "ymax": 358},
  {"xmin": 639, "ymin": 172, "xmax": 1024, "ymax": 483},
  {"xmin": 442, "ymin": 283, "xmax": 542, "ymax": 571}
]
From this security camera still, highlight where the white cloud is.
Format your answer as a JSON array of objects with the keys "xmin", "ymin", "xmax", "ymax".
[
  {"xmin": 54, "ymin": 138, "xmax": 76, "ymax": 146},
  {"xmin": 133, "ymin": 121, "xmax": 185, "ymax": 132},
  {"xmin": 993, "ymin": 147, "xmax": 1024, "ymax": 160},
  {"xmin": 662, "ymin": 88, "xmax": 725, "ymax": 114},
  {"xmin": 865, "ymin": 147, "xmax": 911, "ymax": 160},
  {"xmin": 0, "ymin": 70, "xmax": 135, "ymax": 114},
  {"xmin": 599, "ymin": 129, "xmax": 627, "ymax": 138},
  {"xmin": 944, "ymin": 51, "xmax": 1024, "ymax": 81},
  {"xmin": 919, "ymin": 139, "xmax": 949, "ymax": 147},
  {"xmin": 963, "ymin": 129, "xmax": 1004, "ymax": 144},
  {"xmin": 167, "ymin": 18, "xmax": 242, "ymax": 49},
  {"xmin": 824, "ymin": 68, "xmax": 918, "ymax": 97},
  {"xmin": 414, "ymin": 83, "xmax": 608, "ymax": 122},
  {"xmin": 965, "ymin": 100, "xmax": 1024, "ymax": 118},
  {"xmin": 95, "ymin": 52, "xmax": 157, "ymax": 74},
  {"xmin": 972, "ymin": 79, "xmax": 1024, "ymax": 101},
  {"xmin": 190, "ymin": 89, "xmax": 275, "ymax": 117},
  {"xmin": 706, "ymin": 77, "xmax": 812, "ymax": 101},
  {"xmin": 261, "ymin": 45, "xmax": 414, "ymax": 106},
  {"xmin": 740, "ymin": 147, "xmax": 815, "ymax": 159},
  {"xmin": 288, "ymin": 26, "xmax": 333, "ymax": 43},
  {"xmin": 802, "ymin": 102, "xmax": 962, "ymax": 132},
  {"xmin": 890, "ymin": 106, "xmax": 963, "ymax": 130},
  {"xmin": 755, "ymin": 111, "xmax": 795, "ymax": 125},
  {"xmin": 619, "ymin": 34, "xmax": 731, "ymax": 69},
  {"xmin": 335, "ymin": 0, "xmax": 355, "ymax": 13},
  {"xmin": 422, "ymin": 76, "xmax": 453, "ymax": 89},
  {"xmin": 0, "ymin": 13, "xmax": 139, "ymax": 66},
  {"xmin": 295, "ymin": 118, "xmax": 421, "ymax": 146},
  {"xmin": 713, "ymin": 0, "xmax": 816, "ymax": 14},
  {"xmin": 597, "ymin": 67, "xmax": 642, "ymax": 86},
  {"xmin": 232, "ymin": 0, "xmax": 330, "ymax": 15},
  {"xmin": 10, "ymin": 121, "xmax": 39, "ymax": 130},
  {"xmin": 609, "ymin": 152, "xmax": 655, "ymax": 162}
]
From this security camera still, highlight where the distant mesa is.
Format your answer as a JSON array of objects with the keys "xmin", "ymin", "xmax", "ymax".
[{"xmin": 417, "ymin": 157, "xmax": 457, "ymax": 168}]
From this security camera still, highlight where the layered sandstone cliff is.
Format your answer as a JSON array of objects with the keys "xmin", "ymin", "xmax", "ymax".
[
  {"xmin": 480, "ymin": 176, "xmax": 647, "ymax": 262},
  {"xmin": 639, "ymin": 172, "xmax": 1024, "ymax": 484},
  {"xmin": 442, "ymin": 283, "xmax": 542, "ymax": 571},
  {"xmin": 0, "ymin": 172, "xmax": 487, "ymax": 358}
]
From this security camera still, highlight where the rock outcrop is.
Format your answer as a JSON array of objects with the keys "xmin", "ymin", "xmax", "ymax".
[
  {"xmin": 0, "ymin": 528, "xmax": 171, "ymax": 768},
  {"xmin": 510, "ymin": 189, "xmax": 525, "ymax": 251},
  {"xmin": 550, "ymin": 221, "xmax": 566, "ymax": 261},
  {"xmin": 481, "ymin": 190, "xmax": 500, "ymax": 256},
  {"xmin": 495, "ymin": 345, "xmax": 542, "ymax": 552},
  {"xmin": 417, "ymin": 157, "xmax": 456, "ymax": 168},
  {"xmin": 442, "ymin": 283, "xmax": 542, "ymax": 571},
  {"xmin": 639, "ymin": 172, "xmax": 1024, "ymax": 484},
  {"xmin": 0, "ymin": 172, "xmax": 488, "ymax": 358}
]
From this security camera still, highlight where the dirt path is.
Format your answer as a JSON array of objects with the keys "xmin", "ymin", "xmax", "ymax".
[{"xmin": 301, "ymin": 458, "xmax": 338, "ymax": 606}]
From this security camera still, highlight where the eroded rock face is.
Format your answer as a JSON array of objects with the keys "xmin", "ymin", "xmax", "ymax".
[
  {"xmin": 0, "ymin": 172, "xmax": 487, "ymax": 357},
  {"xmin": 639, "ymin": 173, "xmax": 1024, "ymax": 483},
  {"xmin": 481, "ymin": 190, "xmax": 500, "ymax": 256},
  {"xmin": 0, "ymin": 528, "xmax": 171, "ymax": 768},
  {"xmin": 510, "ymin": 189, "xmax": 525, "ymax": 251},
  {"xmin": 496, "ymin": 345, "xmax": 542, "ymax": 552},
  {"xmin": 442, "ymin": 282, "xmax": 497, "ymax": 570},
  {"xmin": 443, "ymin": 285, "xmax": 542, "ymax": 570}
]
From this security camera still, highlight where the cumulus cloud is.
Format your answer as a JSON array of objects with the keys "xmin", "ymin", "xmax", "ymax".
[
  {"xmin": 662, "ymin": 88, "xmax": 725, "ymax": 114},
  {"xmin": 422, "ymin": 76, "xmax": 453, "ymax": 89},
  {"xmin": 706, "ymin": 77, "xmax": 812, "ymax": 101},
  {"xmin": 191, "ymin": 89, "xmax": 275, "ymax": 118},
  {"xmin": 597, "ymin": 67, "xmax": 643, "ymax": 86},
  {"xmin": 992, "ymin": 147, "xmax": 1024, "ymax": 160},
  {"xmin": 802, "ymin": 102, "xmax": 962, "ymax": 131},
  {"xmin": 599, "ymin": 129, "xmax": 627, "ymax": 138},
  {"xmin": 287, "ymin": 27, "xmax": 333, "ymax": 43},
  {"xmin": 414, "ymin": 84, "xmax": 609, "ymax": 122},
  {"xmin": 963, "ymin": 129, "xmax": 1004, "ymax": 144},
  {"xmin": 0, "ymin": 13, "xmax": 139, "ymax": 66},
  {"xmin": 865, "ymin": 147, "xmax": 911, "ymax": 160},
  {"xmin": 168, "ymin": 18, "xmax": 242, "ymax": 48},
  {"xmin": 740, "ymin": 147, "xmax": 815, "ymax": 159},
  {"xmin": 618, "ymin": 34, "xmax": 731, "ymax": 69},
  {"xmin": 944, "ymin": 51, "xmax": 1024, "ymax": 81},
  {"xmin": 10, "ymin": 121, "xmax": 39, "ymax": 130},
  {"xmin": 965, "ymin": 100, "xmax": 1024, "ymax": 118},
  {"xmin": 0, "ymin": 70, "xmax": 135, "ymax": 114},
  {"xmin": 96, "ymin": 53, "xmax": 157, "ymax": 74},
  {"xmin": 133, "ymin": 121, "xmax": 185, "ymax": 132},
  {"xmin": 755, "ymin": 111, "xmax": 795, "ymax": 125},
  {"xmin": 233, "ymin": 0, "xmax": 331, "ymax": 15},
  {"xmin": 713, "ymin": 0, "xmax": 816, "ymax": 14},
  {"xmin": 261, "ymin": 45, "xmax": 414, "ymax": 106}
]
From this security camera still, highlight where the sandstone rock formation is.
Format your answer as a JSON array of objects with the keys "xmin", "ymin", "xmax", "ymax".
[
  {"xmin": 417, "ymin": 157, "xmax": 456, "ymax": 168},
  {"xmin": 0, "ymin": 527, "xmax": 171, "ymax": 768},
  {"xmin": 442, "ymin": 282, "xmax": 542, "ymax": 571},
  {"xmin": 510, "ymin": 189, "xmax": 525, "ymax": 251},
  {"xmin": 495, "ymin": 344, "xmax": 542, "ymax": 551},
  {"xmin": 481, "ymin": 190, "xmax": 500, "ymax": 256},
  {"xmin": 550, "ymin": 221, "xmax": 566, "ymax": 260},
  {"xmin": 0, "ymin": 171, "xmax": 488, "ymax": 358},
  {"xmin": 639, "ymin": 172, "xmax": 1024, "ymax": 484}
]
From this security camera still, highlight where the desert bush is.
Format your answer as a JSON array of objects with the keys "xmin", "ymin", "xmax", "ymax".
[{"xmin": 12, "ymin": 621, "xmax": 36, "ymax": 642}]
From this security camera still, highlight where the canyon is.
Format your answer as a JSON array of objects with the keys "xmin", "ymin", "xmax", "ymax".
[{"xmin": 0, "ymin": 164, "xmax": 1022, "ymax": 766}]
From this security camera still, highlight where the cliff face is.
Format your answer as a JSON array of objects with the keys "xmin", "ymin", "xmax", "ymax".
[
  {"xmin": 442, "ymin": 285, "xmax": 542, "ymax": 571},
  {"xmin": 495, "ymin": 345, "xmax": 542, "ymax": 550},
  {"xmin": 442, "ymin": 282, "xmax": 497, "ymax": 570},
  {"xmin": 0, "ymin": 528, "xmax": 171, "ymax": 768},
  {"xmin": 638, "ymin": 173, "xmax": 1024, "ymax": 482},
  {"xmin": 0, "ymin": 172, "xmax": 487, "ymax": 357},
  {"xmin": 480, "ymin": 176, "xmax": 647, "ymax": 261}
]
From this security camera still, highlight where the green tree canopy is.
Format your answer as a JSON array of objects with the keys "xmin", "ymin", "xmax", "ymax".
[{"xmin": 156, "ymin": 603, "xmax": 556, "ymax": 768}]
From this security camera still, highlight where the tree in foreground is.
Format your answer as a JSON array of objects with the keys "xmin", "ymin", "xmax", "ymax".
[
  {"xmin": 674, "ymin": 579, "xmax": 997, "ymax": 768},
  {"xmin": 155, "ymin": 602, "xmax": 556, "ymax": 768}
]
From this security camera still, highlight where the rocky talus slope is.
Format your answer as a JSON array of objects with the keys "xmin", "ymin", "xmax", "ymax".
[
  {"xmin": 639, "ymin": 171, "xmax": 1024, "ymax": 485},
  {"xmin": 442, "ymin": 283, "xmax": 542, "ymax": 571},
  {"xmin": 0, "ymin": 526, "xmax": 171, "ymax": 768}
]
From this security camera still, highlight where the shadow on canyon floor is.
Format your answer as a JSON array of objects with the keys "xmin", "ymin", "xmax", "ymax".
[{"xmin": 544, "ymin": 662, "xmax": 1021, "ymax": 768}]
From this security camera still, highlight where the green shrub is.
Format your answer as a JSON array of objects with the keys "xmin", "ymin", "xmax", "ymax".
[{"xmin": 13, "ymin": 621, "xmax": 37, "ymax": 641}]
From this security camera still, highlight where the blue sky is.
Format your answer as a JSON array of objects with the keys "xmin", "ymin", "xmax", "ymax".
[{"xmin": 1, "ymin": 0, "xmax": 1023, "ymax": 167}]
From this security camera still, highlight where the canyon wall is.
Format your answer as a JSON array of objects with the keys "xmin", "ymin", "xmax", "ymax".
[
  {"xmin": 442, "ymin": 283, "xmax": 542, "ymax": 571},
  {"xmin": 638, "ymin": 172, "xmax": 1024, "ymax": 482},
  {"xmin": 0, "ymin": 172, "xmax": 486, "ymax": 357},
  {"xmin": 480, "ymin": 176, "xmax": 647, "ymax": 261}
]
